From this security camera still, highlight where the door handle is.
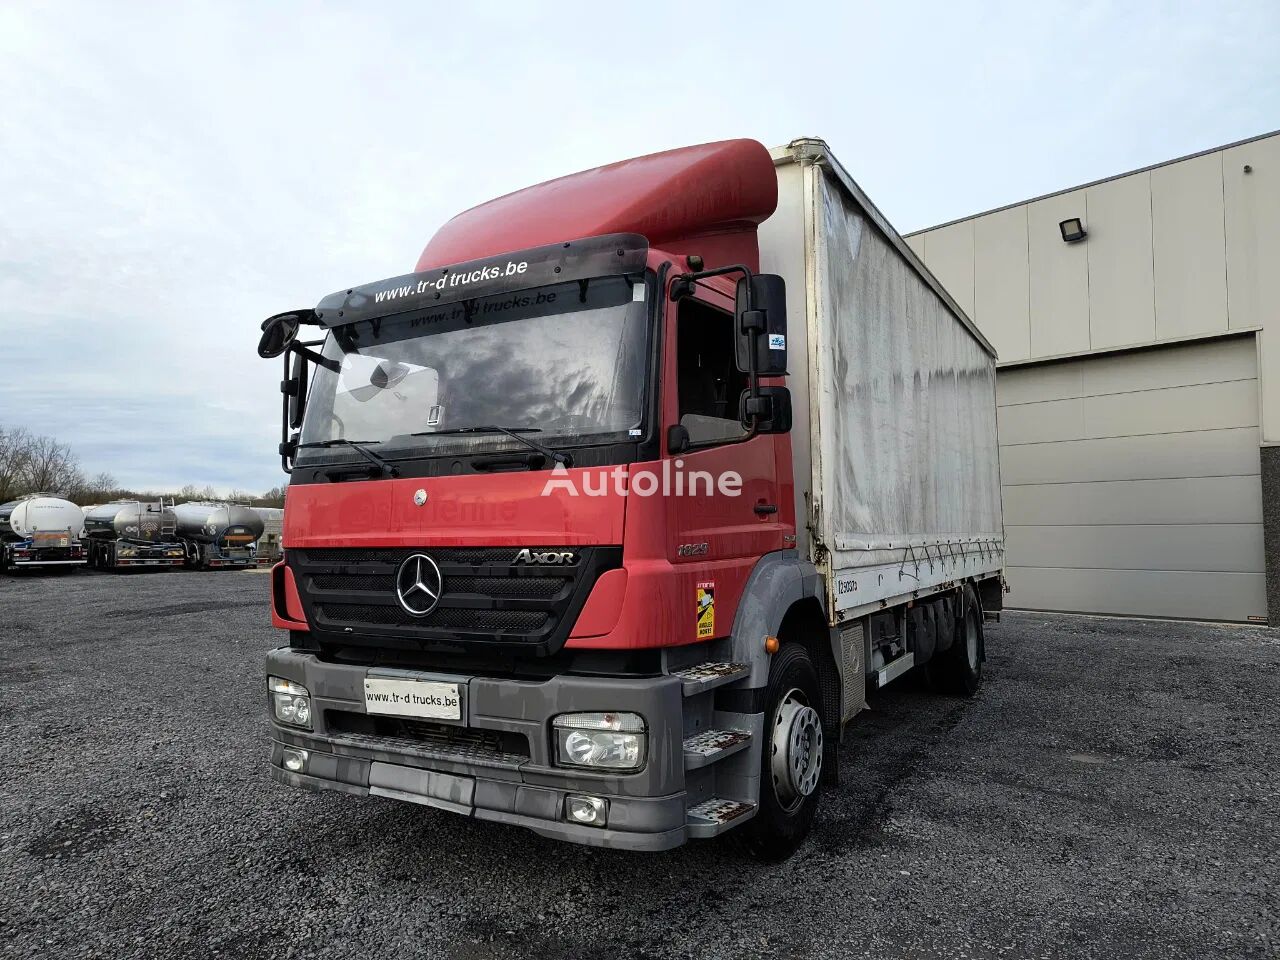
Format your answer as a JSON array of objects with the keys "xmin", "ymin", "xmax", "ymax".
[{"xmin": 753, "ymin": 502, "xmax": 778, "ymax": 516}]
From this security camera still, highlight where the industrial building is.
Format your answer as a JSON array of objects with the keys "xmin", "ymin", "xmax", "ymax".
[{"xmin": 906, "ymin": 130, "xmax": 1279, "ymax": 623}]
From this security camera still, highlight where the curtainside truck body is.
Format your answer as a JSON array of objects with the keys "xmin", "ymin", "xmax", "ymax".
[{"xmin": 256, "ymin": 137, "xmax": 1004, "ymax": 858}]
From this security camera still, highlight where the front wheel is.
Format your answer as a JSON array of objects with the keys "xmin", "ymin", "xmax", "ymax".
[{"xmin": 739, "ymin": 644, "xmax": 825, "ymax": 861}]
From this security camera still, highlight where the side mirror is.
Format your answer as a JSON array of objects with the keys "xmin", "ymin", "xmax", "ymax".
[
  {"xmin": 258, "ymin": 311, "xmax": 305, "ymax": 358},
  {"xmin": 734, "ymin": 274, "xmax": 787, "ymax": 377},
  {"xmin": 667, "ymin": 423, "xmax": 691, "ymax": 454},
  {"xmin": 285, "ymin": 352, "xmax": 309, "ymax": 430},
  {"xmin": 739, "ymin": 386, "xmax": 792, "ymax": 434}
]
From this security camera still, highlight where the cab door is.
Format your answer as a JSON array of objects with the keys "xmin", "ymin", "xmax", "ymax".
[{"xmin": 663, "ymin": 289, "xmax": 792, "ymax": 645}]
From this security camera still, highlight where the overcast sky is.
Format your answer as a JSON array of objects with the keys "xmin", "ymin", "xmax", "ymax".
[{"xmin": 2, "ymin": 1, "xmax": 1277, "ymax": 494}]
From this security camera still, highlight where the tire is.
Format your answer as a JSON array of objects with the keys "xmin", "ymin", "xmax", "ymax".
[
  {"xmin": 739, "ymin": 643, "xmax": 825, "ymax": 862},
  {"xmin": 927, "ymin": 592, "xmax": 983, "ymax": 697}
]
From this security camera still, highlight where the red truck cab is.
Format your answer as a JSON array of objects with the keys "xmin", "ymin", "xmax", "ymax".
[{"xmin": 257, "ymin": 138, "xmax": 997, "ymax": 857}]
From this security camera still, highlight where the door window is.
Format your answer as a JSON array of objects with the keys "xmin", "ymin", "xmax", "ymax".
[{"xmin": 676, "ymin": 300, "xmax": 748, "ymax": 445}]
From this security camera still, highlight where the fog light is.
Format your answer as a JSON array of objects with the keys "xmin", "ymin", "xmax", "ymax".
[
  {"xmin": 565, "ymin": 794, "xmax": 608, "ymax": 827},
  {"xmin": 552, "ymin": 712, "xmax": 646, "ymax": 771},
  {"xmin": 269, "ymin": 676, "xmax": 312, "ymax": 730},
  {"xmin": 282, "ymin": 748, "xmax": 308, "ymax": 773}
]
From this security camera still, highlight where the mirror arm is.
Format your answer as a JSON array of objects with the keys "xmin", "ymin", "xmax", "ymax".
[
  {"xmin": 279, "ymin": 352, "xmax": 294, "ymax": 474},
  {"xmin": 669, "ymin": 264, "xmax": 755, "ymax": 304},
  {"xmin": 287, "ymin": 340, "xmax": 340, "ymax": 372}
]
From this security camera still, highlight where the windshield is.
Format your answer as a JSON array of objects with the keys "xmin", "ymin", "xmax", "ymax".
[{"xmin": 298, "ymin": 275, "xmax": 649, "ymax": 455}]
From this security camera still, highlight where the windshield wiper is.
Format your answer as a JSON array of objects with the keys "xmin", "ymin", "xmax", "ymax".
[
  {"xmin": 410, "ymin": 425, "xmax": 573, "ymax": 467},
  {"xmin": 297, "ymin": 438, "xmax": 400, "ymax": 478}
]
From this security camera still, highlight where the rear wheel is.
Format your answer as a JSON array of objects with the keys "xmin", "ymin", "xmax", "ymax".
[
  {"xmin": 927, "ymin": 593, "xmax": 983, "ymax": 697},
  {"xmin": 740, "ymin": 644, "xmax": 824, "ymax": 861}
]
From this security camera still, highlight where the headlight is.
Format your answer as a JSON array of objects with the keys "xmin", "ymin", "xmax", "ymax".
[
  {"xmin": 269, "ymin": 676, "xmax": 312, "ymax": 729},
  {"xmin": 552, "ymin": 712, "xmax": 646, "ymax": 771}
]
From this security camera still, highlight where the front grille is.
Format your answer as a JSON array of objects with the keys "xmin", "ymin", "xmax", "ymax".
[
  {"xmin": 318, "ymin": 604, "xmax": 551, "ymax": 631},
  {"xmin": 310, "ymin": 573, "xmax": 564, "ymax": 598},
  {"xmin": 288, "ymin": 544, "xmax": 621, "ymax": 656}
]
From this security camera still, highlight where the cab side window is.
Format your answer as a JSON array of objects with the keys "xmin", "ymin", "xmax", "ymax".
[{"xmin": 677, "ymin": 299, "xmax": 748, "ymax": 445}]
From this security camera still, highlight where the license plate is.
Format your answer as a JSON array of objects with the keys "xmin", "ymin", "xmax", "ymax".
[{"xmin": 364, "ymin": 678, "xmax": 461, "ymax": 720}]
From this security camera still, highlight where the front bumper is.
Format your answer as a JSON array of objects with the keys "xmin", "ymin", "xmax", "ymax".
[{"xmin": 266, "ymin": 648, "xmax": 694, "ymax": 851}]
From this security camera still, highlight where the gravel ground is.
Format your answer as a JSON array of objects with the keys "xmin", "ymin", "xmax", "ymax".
[{"xmin": 1, "ymin": 569, "xmax": 1277, "ymax": 960}]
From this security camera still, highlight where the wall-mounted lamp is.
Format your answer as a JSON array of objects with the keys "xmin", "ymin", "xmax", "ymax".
[{"xmin": 1059, "ymin": 218, "xmax": 1087, "ymax": 243}]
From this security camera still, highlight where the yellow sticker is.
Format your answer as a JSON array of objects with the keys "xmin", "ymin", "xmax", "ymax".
[{"xmin": 696, "ymin": 581, "xmax": 715, "ymax": 639}]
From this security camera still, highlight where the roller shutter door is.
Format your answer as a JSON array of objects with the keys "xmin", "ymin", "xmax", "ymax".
[{"xmin": 997, "ymin": 335, "xmax": 1266, "ymax": 622}]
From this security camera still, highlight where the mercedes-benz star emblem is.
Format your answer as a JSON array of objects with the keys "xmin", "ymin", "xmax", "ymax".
[{"xmin": 395, "ymin": 554, "xmax": 444, "ymax": 616}]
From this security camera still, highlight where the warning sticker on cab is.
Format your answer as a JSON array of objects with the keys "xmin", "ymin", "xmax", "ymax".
[{"xmin": 696, "ymin": 581, "xmax": 715, "ymax": 639}]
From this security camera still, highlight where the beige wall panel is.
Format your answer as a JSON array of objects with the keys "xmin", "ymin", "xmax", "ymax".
[
  {"xmin": 1005, "ymin": 566, "xmax": 1266, "ymax": 621},
  {"xmin": 1260, "ymin": 330, "xmax": 1280, "ymax": 443},
  {"xmin": 997, "ymin": 362, "xmax": 1083, "ymax": 406},
  {"xmin": 922, "ymin": 220, "xmax": 975, "ymax": 318},
  {"xmin": 998, "ymin": 335, "xmax": 1256, "ymax": 407},
  {"xmin": 905, "ymin": 233, "xmax": 927, "ymax": 259},
  {"xmin": 1224, "ymin": 135, "xmax": 1280, "ymax": 441},
  {"xmin": 1028, "ymin": 190, "xmax": 1090, "ymax": 357},
  {"xmin": 999, "ymin": 426, "xmax": 1261, "ymax": 485},
  {"xmin": 973, "ymin": 207, "xmax": 1031, "ymax": 361},
  {"xmin": 1151, "ymin": 152, "xmax": 1228, "ymax": 339},
  {"xmin": 998, "ymin": 396, "xmax": 1085, "ymax": 445},
  {"xmin": 1078, "ymin": 334, "xmax": 1256, "ymax": 395},
  {"xmin": 999, "ymin": 378, "xmax": 1258, "ymax": 444},
  {"xmin": 1006, "ymin": 523, "xmax": 1264, "ymax": 573},
  {"xmin": 1002, "ymin": 474, "xmax": 1262, "ymax": 526},
  {"xmin": 1086, "ymin": 173, "xmax": 1156, "ymax": 349},
  {"xmin": 1224, "ymin": 135, "xmax": 1280, "ymax": 331}
]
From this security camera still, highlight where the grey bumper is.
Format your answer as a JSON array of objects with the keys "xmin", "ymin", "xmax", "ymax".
[{"xmin": 266, "ymin": 648, "xmax": 696, "ymax": 851}]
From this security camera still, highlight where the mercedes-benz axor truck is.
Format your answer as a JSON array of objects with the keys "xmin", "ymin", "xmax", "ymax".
[
  {"xmin": 0, "ymin": 495, "xmax": 87, "ymax": 571},
  {"xmin": 257, "ymin": 138, "xmax": 1005, "ymax": 858}
]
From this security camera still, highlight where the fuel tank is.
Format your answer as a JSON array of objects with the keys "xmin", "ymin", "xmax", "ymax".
[
  {"xmin": 173, "ymin": 502, "xmax": 265, "ymax": 545},
  {"xmin": 83, "ymin": 501, "xmax": 177, "ymax": 543},
  {"xmin": 0, "ymin": 495, "xmax": 86, "ymax": 541}
]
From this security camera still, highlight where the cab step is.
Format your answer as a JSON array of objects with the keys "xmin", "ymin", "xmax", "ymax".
[
  {"xmin": 673, "ymin": 661, "xmax": 750, "ymax": 697},
  {"xmin": 683, "ymin": 728, "xmax": 752, "ymax": 770},
  {"xmin": 686, "ymin": 797, "xmax": 757, "ymax": 838}
]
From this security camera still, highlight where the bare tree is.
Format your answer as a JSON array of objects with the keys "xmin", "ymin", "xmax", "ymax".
[
  {"xmin": 20, "ymin": 434, "xmax": 83, "ymax": 495},
  {"xmin": 0, "ymin": 426, "xmax": 34, "ymax": 502},
  {"xmin": 260, "ymin": 486, "xmax": 286, "ymax": 507}
]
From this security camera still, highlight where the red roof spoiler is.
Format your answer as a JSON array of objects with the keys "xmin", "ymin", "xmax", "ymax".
[{"xmin": 417, "ymin": 139, "xmax": 778, "ymax": 271}]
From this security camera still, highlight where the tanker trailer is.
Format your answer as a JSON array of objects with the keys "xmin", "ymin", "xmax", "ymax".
[
  {"xmin": 173, "ymin": 501, "xmax": 265, "ymax": 569},
  {"xmin": 83, "ymin": 499, "xmax": 186, "ymax": 570},
  {"xmin": 0, "ymin": 495, "xmax": 87, "ymax": 572}
]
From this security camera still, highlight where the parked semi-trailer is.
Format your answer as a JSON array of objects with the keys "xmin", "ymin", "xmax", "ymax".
[
  {"xmin": 174, "ymin": 501, "xmax": 265, "ymax": 569},
  {"xmin": 256, "ymin": 138, "xmax": 1005, "ymax": 858},
  {"xmin": 84, "ymin": 500, "xmax": 186, "ymax": 569},
  {"xmin": 0, "ymin": 495, "xmax": 87, "ymax": 572}
]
